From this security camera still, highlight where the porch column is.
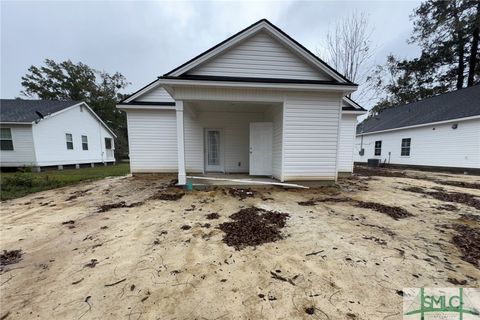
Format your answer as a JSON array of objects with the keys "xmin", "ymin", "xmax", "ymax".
[{"xmin": 175, "ymin": 100, "xmax": 186, "ymax": 185}]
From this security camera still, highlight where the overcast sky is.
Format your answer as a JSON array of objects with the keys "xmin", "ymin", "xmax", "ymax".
[{"xmin": 1, "ymin": 0, "xmax": 421, "ymax": 109}]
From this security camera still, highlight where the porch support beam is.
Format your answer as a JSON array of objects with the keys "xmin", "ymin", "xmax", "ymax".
[{"xmin": 175, "ymin": 100, "xmax": 186, "ymax": 185}]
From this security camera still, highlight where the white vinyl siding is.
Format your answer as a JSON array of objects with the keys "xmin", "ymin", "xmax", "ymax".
[
  {"xmin": 188, "ymin": 31, "xmax": 331, "ymax": 81},
  {"xmin": 355, "ymin": 118, "xmax": 480, "ymax": 169},
  {"xmin": 0, "ymin": 125, "xmax": 36, "ymax": 167},
  {"xmin": 283, "ymin": 93, "xmax": 342, "ymax": 180},
  {"xmin": 184, "ymin": 111, "xmax": 264, "ymax": 173},
  {"xmin": 265, "ymin": 105, "xmax": 283, "ymax": 180},
  {"xmin": 338, "ymin": 114, "xmax": 357, "ymax": 172},
  {"xmin": 32, "ymin": 105, "xmax": 115, "ymax": 166},
  {"xmin": 134, "ymin": 87, "xmax": 174, "ymax": 103},
  {"xmin": 126, "ymin": 109, "xmax": 177, "ymax": 172}
]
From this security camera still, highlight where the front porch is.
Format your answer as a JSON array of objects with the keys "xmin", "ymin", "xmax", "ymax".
[{"xmin": 176, "ymin": 100, "xmax": 284, "ymax": 184}]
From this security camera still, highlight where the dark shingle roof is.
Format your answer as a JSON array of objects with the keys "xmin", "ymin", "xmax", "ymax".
[
  {"xmin": 0, "ymin": 99, "xmax": 81, "ymax": 123},
  {"xmin": 357, "ymin": 85, "xmax": 480, "ymax": 134}
]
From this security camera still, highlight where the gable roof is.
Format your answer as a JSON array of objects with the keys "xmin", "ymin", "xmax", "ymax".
[
  {"xmin": 0, "ymin": 99, "xmax": 117, "ymax": 137},
  {"xmin": 357, "ymin": 85, "xmax": 480, "ymax": 135},
  {"xmin": 1, "ymin": 99, "xmax": 81, "ymax": 123},
  {"xmin": 121, "ymin": 19, "xmax": 357, "ymax": 104},
  {"xmin": 163, "ymin": 19, "xmax": 353, "ymax": 84}
]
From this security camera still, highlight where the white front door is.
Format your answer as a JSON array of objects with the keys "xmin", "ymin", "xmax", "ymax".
[
  {"xmin": 205, "ymin": 129, "xmax": 224, "ymax": 172},
  {"xmin": 249, "ymin": 122, "xmax": 273, "ymax": 176}
]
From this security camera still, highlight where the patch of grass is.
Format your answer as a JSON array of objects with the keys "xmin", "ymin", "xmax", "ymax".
[{"xmin": 0, "ymin": 163, "xmax": 130, "ymax": 201}]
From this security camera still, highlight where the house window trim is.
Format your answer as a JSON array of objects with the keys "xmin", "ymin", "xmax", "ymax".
[
  {"xmin": 401, "ymin": 138, "xmax": 411, "ymax": 157},
  {"xmin": 0, "ymin": 128, "xmax": 14, "ymax": 151},
  {"xmin": 81, "ymin": 135, "xmax": 89, "ymax": 151},
  {"xmin": 374, "ymin": 140, "xmax": 382, "ymax": 156},
  {"xmin": 66, "ymin": 133, "xmax": 74, "ymax": 150},
  {"xmin": 105, "ymin": 137, "xmax": 113, "ymax": 150}
]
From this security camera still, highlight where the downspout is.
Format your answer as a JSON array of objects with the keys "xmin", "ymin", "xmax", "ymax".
[
  {"xmin": 334, "ymin": 97, "xmax": 343, "ymax": 181},
  {"xmin": 360, "ymin": 122, "xmax": 364, "ymax": 151},
  {"xmin": 99, "ymin": 120, "xmax": 104, "ymax": 163}
]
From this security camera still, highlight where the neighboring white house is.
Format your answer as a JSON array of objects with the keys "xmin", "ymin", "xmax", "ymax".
[
  {"xmin": 118, "ymin": 19, "xmax": 366, "ymax": 184},
  {"xmin": 355, "ymin": 85, "xmax": 480, "ymax": 170},
  {"xmin": 0, "ymin": 100, "xmax": 116, "ymax": 170}
]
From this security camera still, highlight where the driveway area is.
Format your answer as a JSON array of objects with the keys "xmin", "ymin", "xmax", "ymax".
[{"xmin": 1, "ymin": 168, "xmax": 479, "ymax": 319}]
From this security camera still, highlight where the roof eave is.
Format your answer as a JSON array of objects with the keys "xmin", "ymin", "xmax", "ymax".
[
  {"xmin": 0, "ymin": 121, "xmax": 33, "ymax": 125},
  {"xmin": 357, "ymin": 114, "xmax": 480, "ymax": 136},
  {"xmin": 342, "ymin": 96, "xmax": 367, "ymax": 111},
  {"xmin": 157, "ymin": 77, "xmax": 357, "ymax": 93},
  {"xmin": 342, "ymin": 110, "xmax": 367, "ymax": 115}
]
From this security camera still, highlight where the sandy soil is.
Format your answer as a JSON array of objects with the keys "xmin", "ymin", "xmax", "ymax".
[{"xmin": 0, "ymin": 169, "xmax": 479, "ymax": 319}]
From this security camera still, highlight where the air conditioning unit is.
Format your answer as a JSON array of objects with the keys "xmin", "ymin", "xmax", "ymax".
[{"xmin": 367, "ymin": 158, "xmax": 381, "ymax": 167}]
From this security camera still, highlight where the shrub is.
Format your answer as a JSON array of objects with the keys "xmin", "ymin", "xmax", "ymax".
[{"xmin": 2, "ymin": 173, "xmax": 34, "ymax": 188}]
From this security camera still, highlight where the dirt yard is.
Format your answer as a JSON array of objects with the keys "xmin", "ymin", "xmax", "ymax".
[{"xmin": 1, "ymin": 168, "xmax": 479, "ymax": 319}]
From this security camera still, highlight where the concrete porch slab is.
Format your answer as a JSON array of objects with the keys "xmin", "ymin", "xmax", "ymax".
[{"xmin": 186, "ymin": 173, "xmax": 310, "ymax": 188}]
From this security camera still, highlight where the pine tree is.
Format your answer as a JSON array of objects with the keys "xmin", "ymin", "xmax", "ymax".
[{"xmin": 369, "ymin": 0, "xmax": 479, "ymax": 115}]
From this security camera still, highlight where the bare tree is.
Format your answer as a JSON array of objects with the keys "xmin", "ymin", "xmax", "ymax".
[{"xmin": 320, "ymin": 11, "xmax": 375, "ymax": 101}]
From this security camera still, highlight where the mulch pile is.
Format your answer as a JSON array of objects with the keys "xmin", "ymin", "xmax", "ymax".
[
  {"xmin": 441, "ymin": 180, "xmax": 480, "ymax": 190},
  {"xmin": 459, "ymin": 214, "xmax": 480, "ymax": 222},
  {"xmin": 150, "ymin": 192, "xmax": 185, "ymax": 201},
  {"xmin": 1, "ymin": 250, "xmax": 23, "ymax": 266},
  {"xmin": 65, "ymin": 188, "xmax": 92, "ymax": 201},
  {"xmin": 355, "ymin": 166, "xmax": 480, "ymax": 190},
  {"xmin": 206, "ymin": 212, "xmax": 220, "ymax": 220},
  {"xmin": 84, "ymin": 259, "xmax": 98, "ymax": 268},
  {"xmin": 218, "ymin": 207, "xmax": 289, "ymax": 250},
  {"xmin": 228, "ymin": 188, "xmax": 255, "ymax": 200},
  {"xmin": 97, "ymin": 201, "xmax": 144, "ymax": 213},
  {"xmin": 436, "ymin": 204, "xmax": 458, "ymax": 211},
  {"xmin": 298, "ymin": 197, "xmax": 351, "ymax": 206},
  {"xmin": 297, "ymin": 196, "xmax": 412, "ymax": 221},
  {"xmin": 353, "ymin": 166, "xmax": 406, "ymax": 178},
  {"xmin": 451, "ymin": 224, "xmax": 480, "ymax": 268},
  {"xmin": 404, "ymin": 187, "xmax": 480, "ymax": 210},
  {"xmin": 355, "ymin": 201, "xmax": 413, "ymax": 220}
]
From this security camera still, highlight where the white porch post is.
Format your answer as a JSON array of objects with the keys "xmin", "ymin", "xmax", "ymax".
[{"xmin": 175, "ymin": 100, "xmax": 187, "ymax": 185}]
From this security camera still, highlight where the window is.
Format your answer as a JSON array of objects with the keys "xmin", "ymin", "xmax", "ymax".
[
  {"xmin": 66, "ymin": 133, "xmax": 73, "ymax": 150},
  {"xmin": 374, "ymin": 141, "xmax": 382, "ymax": 156},
  {"xmin": 0, "ymin": 128, "xmax": 14, "ymax": 150},
  {"xmin": 401, "ymin": 138, "xmax": 411, "ymax": 156},
  {"xmin": 105, "ymin": 137, "xmax": 112, "ymax": 150},
  {"xmin": 82, "ymin": 135, "xmax": 88, "ymax": 150}
]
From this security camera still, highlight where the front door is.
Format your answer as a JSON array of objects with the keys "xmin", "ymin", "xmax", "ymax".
[
  {"xmin": 205, "ymin": 129, "xmax": 224, "ymax": 172},
  {"xmin": 249, "ymin": 122, "xmax": 273, "ymax": 176}
]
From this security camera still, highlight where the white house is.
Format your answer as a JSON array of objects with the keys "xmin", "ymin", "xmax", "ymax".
[
  {"xmin": 0, "ymin": 99, "xmax": 116, "ymax": 170},
  {"xmin": 118, "ymin": 19, "xmax": 366, "ymax": 184},
  {"xmin": 355, "ymin": 85, "xmax": 480, "ymax": 170}
]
